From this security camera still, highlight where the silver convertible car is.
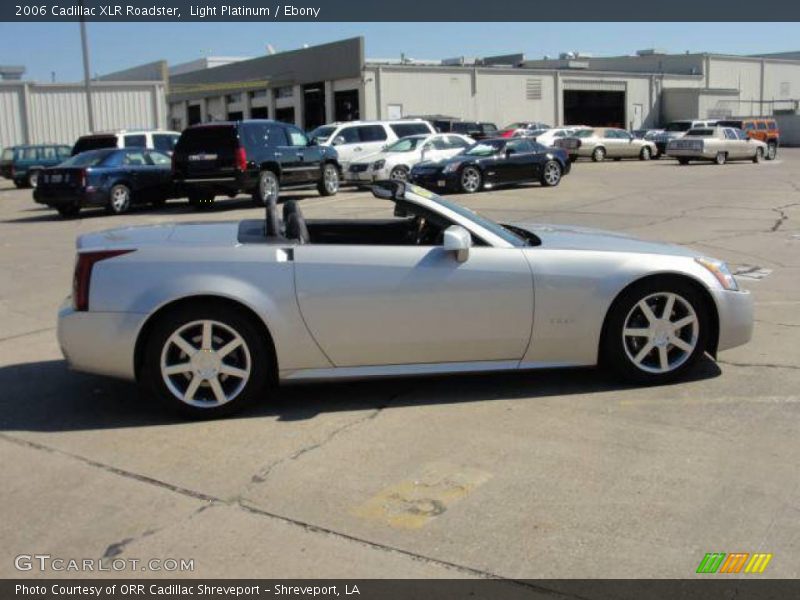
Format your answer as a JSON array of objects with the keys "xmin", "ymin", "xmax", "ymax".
[{"xmin": 58, "ymin": 182, "xmax": 753, "ymax": 417}]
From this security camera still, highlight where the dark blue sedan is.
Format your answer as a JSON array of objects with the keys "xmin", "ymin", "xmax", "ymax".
[{"xmin": 34, "ymin": 148, "xmax": 174, "ymax": 217}]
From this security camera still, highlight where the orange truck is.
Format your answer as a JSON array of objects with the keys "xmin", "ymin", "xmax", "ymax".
[{"xmin": 716, "ymin": 118, "xmax": 780, "ymax": 160}]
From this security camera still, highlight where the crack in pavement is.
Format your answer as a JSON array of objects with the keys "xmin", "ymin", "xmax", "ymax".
[
  {"xmin": 249, "ymin": 406, "xmax": 386, "ymax": 485},
  {"xmin": 718, "ymin": 360, "xmax": 800, "ymax": 371},
  {"xmin": 0, "ymin": 326, "xmax": 55, "ymax": 343},
  {"xmin": 0, "ymin": 432, "xmax": 590, "ymax": 596}
]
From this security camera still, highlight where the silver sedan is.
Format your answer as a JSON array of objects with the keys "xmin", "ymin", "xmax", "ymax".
[{"xmin": 58, "ymin": 182, "xmax": 753, "ymax": 417}]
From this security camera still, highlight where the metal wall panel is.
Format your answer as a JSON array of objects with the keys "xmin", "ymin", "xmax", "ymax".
[{"xmin": 0, "ymin": 86, "xmax": 25, "ymax": 151}]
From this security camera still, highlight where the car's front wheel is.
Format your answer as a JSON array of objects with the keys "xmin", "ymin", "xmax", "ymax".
[
  {"xmin": 317, "ymin": 163, "xmax": 339, "ymax": 196},
  {"xmin": 460, "ymin": 166, "xmax": 482, "ymax": 193},
  {"xmin": 141, "ymin": 303, "xmax": 273, "ymax": 418},
  {"xmin": 253, "ymin": 170, "xmax": 280, "ymax": 205},
  {"xmin": 390, "ymin": 166, "xmax": 409, "ymax": 181},
  {"xmin": 639, "ymin": 146, "xmax": 652, "ymax": 161},
  {"xmin": 602, "ymin": 279, "xmax": 709, "ymax": 384},
  {"xmin": 753, "ymin": 147, "xmax": 764, "ymax": 163},
  {"xmin": 539, "ymin": 160, "xmax": 562, "ymax": 187}
]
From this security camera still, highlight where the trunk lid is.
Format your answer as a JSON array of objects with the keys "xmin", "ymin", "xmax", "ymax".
[{"xmin": 76, "ymin": 221, "xmax": 242, "ymax": 251}]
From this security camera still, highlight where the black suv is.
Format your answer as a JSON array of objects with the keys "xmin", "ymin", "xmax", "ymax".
[{"xmin": 172, "ymin": 120, "xmax": 341, "ymax": 208}]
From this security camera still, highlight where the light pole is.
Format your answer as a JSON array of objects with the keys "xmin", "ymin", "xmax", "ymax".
[{"xmin": 79, "ymin": 0, "xmax": 95, "ymax": 132}]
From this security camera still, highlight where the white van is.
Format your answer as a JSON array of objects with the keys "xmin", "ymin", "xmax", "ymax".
[
  {"xmin": 308, "ymin": 120, "xmax": 436, "ymax": 168},
  {"xmin": 71, "ymin": 129, "xmax": 182, "ymax": 156}
]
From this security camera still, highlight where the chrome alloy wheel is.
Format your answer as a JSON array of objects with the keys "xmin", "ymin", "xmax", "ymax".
[
  {"xmin": 259, "ymin": 171, "xmax": 279, "ymax": 205},
  {"xmin": 543, "ymin": 161, "xmax": 561, "ymax": 185},
  {"xmin": 110, "ymin": 185, "xmax": 131, "ymax": 213},
  {"xmin": 160, "ymin": 319, "xmax": 252, "ymax": 407},
  {"xmin": 323, "ymin": 164, "xmax": 339, "ymax": 193},
  {"xmin": 461, "ymin": 167, "xmax": 481, "ymax": 192},
  {"xmin": 622, "ymin": 292, "xmax": 699, "ymax": 374}
]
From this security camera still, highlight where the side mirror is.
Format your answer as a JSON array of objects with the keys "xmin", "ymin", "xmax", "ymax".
[
  {"xmin": 332, "ymin": 136, "xmax": 346, "ymax": 146},
  {"xmin": 443, "ymin": 225, "xmax": 471, "ymax": 263}
]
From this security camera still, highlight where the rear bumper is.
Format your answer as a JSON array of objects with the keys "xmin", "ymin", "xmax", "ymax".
[
  {"xmin": 57, "ymin": 300, "xmax": 145, "ymax": 381},
  {"xmin": 175, "ymin": 173, "xmax": 253, "ymax": 196},
  {"xmin": 713, "ymin": 288, "xmax": 754, "ymax": 352},
  {"xmin": 34, "ymin": 188, "xmax": 109, "ymax": 207}
]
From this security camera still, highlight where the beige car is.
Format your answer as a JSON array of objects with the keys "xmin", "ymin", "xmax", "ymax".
[
  {"xmin": 666, "ymin": 127, "xmax": 767, "ymax": 165},
  {"xmin": 555, "ymin": 127, "xmax": 657, "ymax": 162}
]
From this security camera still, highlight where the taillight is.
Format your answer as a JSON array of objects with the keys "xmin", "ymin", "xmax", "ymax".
[
  {"xmin": 235, "ymin": 146, "xmax": 247, "ymax": 171},
  {"xmin": 79, "ymin": 169, "xmax": 87, "ymax": 188},
  {"xmin": 72, "ymin": 249, "xmax": 135, "ymax": 311}
]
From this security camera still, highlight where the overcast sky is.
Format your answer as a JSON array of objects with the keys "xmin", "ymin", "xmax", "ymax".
[{"xmin": 2, "ymin": 22, "xmax": 799, "ymax": 82}]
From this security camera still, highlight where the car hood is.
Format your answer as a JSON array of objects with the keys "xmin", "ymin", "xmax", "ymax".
[
  {"xmin": 511, "ymin": 222, "xmax": 700, "ymax": 257},
  {"xmin": 77, "ymin": 221, "xmax": 241, "ymax": 250}
]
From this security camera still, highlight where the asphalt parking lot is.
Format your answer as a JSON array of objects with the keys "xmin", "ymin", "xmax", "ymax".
[{"xmin": 1, "ymin": 152, "xmax": 799, "ymax": 580}]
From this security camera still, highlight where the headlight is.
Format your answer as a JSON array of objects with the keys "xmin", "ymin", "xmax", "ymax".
[
  {"xmin": 696, "ymin": 257, "xmax": 739, "ymax": 291},
  {"xmin": 372, "ymin": 159, "xmax": 385, "ymax": 170},
  {"xmin": 442, "ymin": 162, "xmax": 461, "ymax": 174}
]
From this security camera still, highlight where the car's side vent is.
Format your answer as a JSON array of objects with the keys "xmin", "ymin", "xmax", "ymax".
[{"xmin": 526, "ymin": 79, "xmax": 543, "ymax": 100}]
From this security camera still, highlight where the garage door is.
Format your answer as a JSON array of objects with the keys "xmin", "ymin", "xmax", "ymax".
[{"xmin": 563, "ymin": 80, "xmax": 626, "ymax": 128}]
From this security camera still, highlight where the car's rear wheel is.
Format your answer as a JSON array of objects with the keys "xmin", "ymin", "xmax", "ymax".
[
  {"xmin": 253, "ymin": 170, "xmax": 279, "ymax": 205},
  {"xmin": 142, "ymin": 303, "xmax": 272, "ymax": 418},
  {"xmin": 390, "ymin": 166, "xmax": 409, "ymax": 181},
  {"xmin": 317, "ymin": 163, "xmax": 339, "ymax": 196},
  {"xmin": 602, "ymin": 279, "xmax": 709, "ymax": 384},
  {"xmin": 188, "ymin": 192, "xmax": 215, "ymax": 209},
  {"xmin": 592, "ymin": 147, "xmax": 606, "ymax": 162},
  {"xmin": 540, "ymin": 160, "xmax": 562, "ymax": 187},
  {"xmin": 639, "ymin": 146, "xmax": 652, "ymax": 161},
  {"xmin": 753, "ymin": 147, "xmax": 764, "ymax": 164},
  {"xmin": 460, "ymin": 166, "xmax": 482, "ymax": 193},
  {"xmin": 108, "ymin": 184, "xmax": 132, "ymax": 214},
  {"xmin": 714, "ymin": 152, "xmax": 727, "ymax": 166},
  {"xmin": 57, "ymin": 204, "xmax": 80, "ymax": 218},
  {"xmin": 766, "ymin": 143, "xmax": 777, "ymax": 160}
]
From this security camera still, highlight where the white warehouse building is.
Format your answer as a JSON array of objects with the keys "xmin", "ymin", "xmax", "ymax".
[{"xmin": 156, "ymin": 38, "xmax": 800, "ymax": 141}]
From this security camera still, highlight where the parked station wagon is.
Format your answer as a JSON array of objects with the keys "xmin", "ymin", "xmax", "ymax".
[
  {"xmin": 0, "ymin": 144, "xmax": 72, "ymax": 188},
  {"xmin": 666, "ymin": 127, "xmax": 767, "ymax": 165},
  {"xmin": 555, "ymin": 127, "xmax": 657, "ymax": 162}
]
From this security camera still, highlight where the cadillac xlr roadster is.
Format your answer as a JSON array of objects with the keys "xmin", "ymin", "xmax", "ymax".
[{"xmin": 58, "ymin": 181, "xmax": 753, "ymax": 417}]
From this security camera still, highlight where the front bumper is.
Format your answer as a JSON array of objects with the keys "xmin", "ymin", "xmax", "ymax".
[
  {"xmin": 409, "ymin": 170, "xmax": 459, "ymax": 191},
  {"xmin": 713, "ymin": 288, "xmax": 754, "ymax": 352},
  {"xmin": 58, "ymin": 299, "xmax": 147, "ymax": 381}
]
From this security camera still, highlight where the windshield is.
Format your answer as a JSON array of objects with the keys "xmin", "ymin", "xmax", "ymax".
[
  {"xmin": 665, "ymin": 122, "xmax": 693, "ymax": 132},
  {"xmin": 405, "ymin": 184, "xmax": 528, "ymax": 247},
  {"xmin": 308, "ymin": 125, "xmax": 336, "ymax": 141},
  {"xmin": 686, "ymin": 129, "xmax": 714, "ymax": 137},
  {"xmin": 464, "ymin": 140, "xmax": 504, "ymax": 156},
  {"xmin": 385, "ymin": 137, "xmax": 424, "ymax": 152},
  {"xmin": 60, "ymin": 149, "xmax": 115, "ymax": 167}
]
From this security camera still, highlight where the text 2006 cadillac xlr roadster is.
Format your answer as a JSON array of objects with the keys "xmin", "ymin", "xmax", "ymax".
[{"xmin": 58, "ymin": 181, "xmax": 753, "ymax": 417}]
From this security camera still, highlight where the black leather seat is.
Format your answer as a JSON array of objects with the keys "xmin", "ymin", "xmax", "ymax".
[{"xmin": 284, "ymin": 202, "xmax": 310, "ymax": 244}]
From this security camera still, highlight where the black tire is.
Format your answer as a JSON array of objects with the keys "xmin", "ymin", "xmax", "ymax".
[
  {"xmin": 13, "ymin": 180, "xmax": 26, "ymax": 189},
  {"xmin": 57, "ymin": 204, "xmax": 80, "ymax": 218},
  {"xmin": 539, "ymin": 160, "xmax": 562, "ymax": 187},
  {"xmin": 714, "ymin": 152, "xmax": 727, "ymax": 166},
  {"xmin": 107, "ymin": 183, "xmax": 132, "ymax": 215},
  {"xmin": 459, "ymin": 166, "xmax": 482, "ymax": 193},
  {"xmin": 601, "ymin": 278, "xmax": 709, "ymax": 385},
  {"xmin": 766, "ymin": 143, "xmax": 777, "ymax": 161},
  {"xmin": 27, "ymin": 170, "xmax": 40, "ymax": 188},
  {"xmin": 389, "ymin": 166, "xmax": 409, "ymax": 182},
  {"xmin": 752, "ymin": 147, "xmax": 763, "ymax": 164},
  {"xmin": 639, "ymin": 146, "xmax": 652, "ymax": 161},
  {"xmin": 592, "ymin": 147, "xmax": 606, "ymax": 162},
  {"xmin": 253, "ymin": 170, "xmax": 280, "ymax": 205},
  {"xmin": 678, "ymin": 158, "xmax": 690, "ymax": 165},
  {"xmin": 141, "ymin": 301, "xmax": 273, "ymax": 418},
  {"xmin": 568, "ymin": 154, "xmax": 578, "ymax": 163},
  {"xmin": 189, "ymin": 193, "xmax": 215, "ymax": 210},
  {"xmin": 613, "ymin": 157, "xmax": 622, "ymax": 162},
  {"xmin": 317, "ymin": 163, "xmax": 339, "ymax": 196}
]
